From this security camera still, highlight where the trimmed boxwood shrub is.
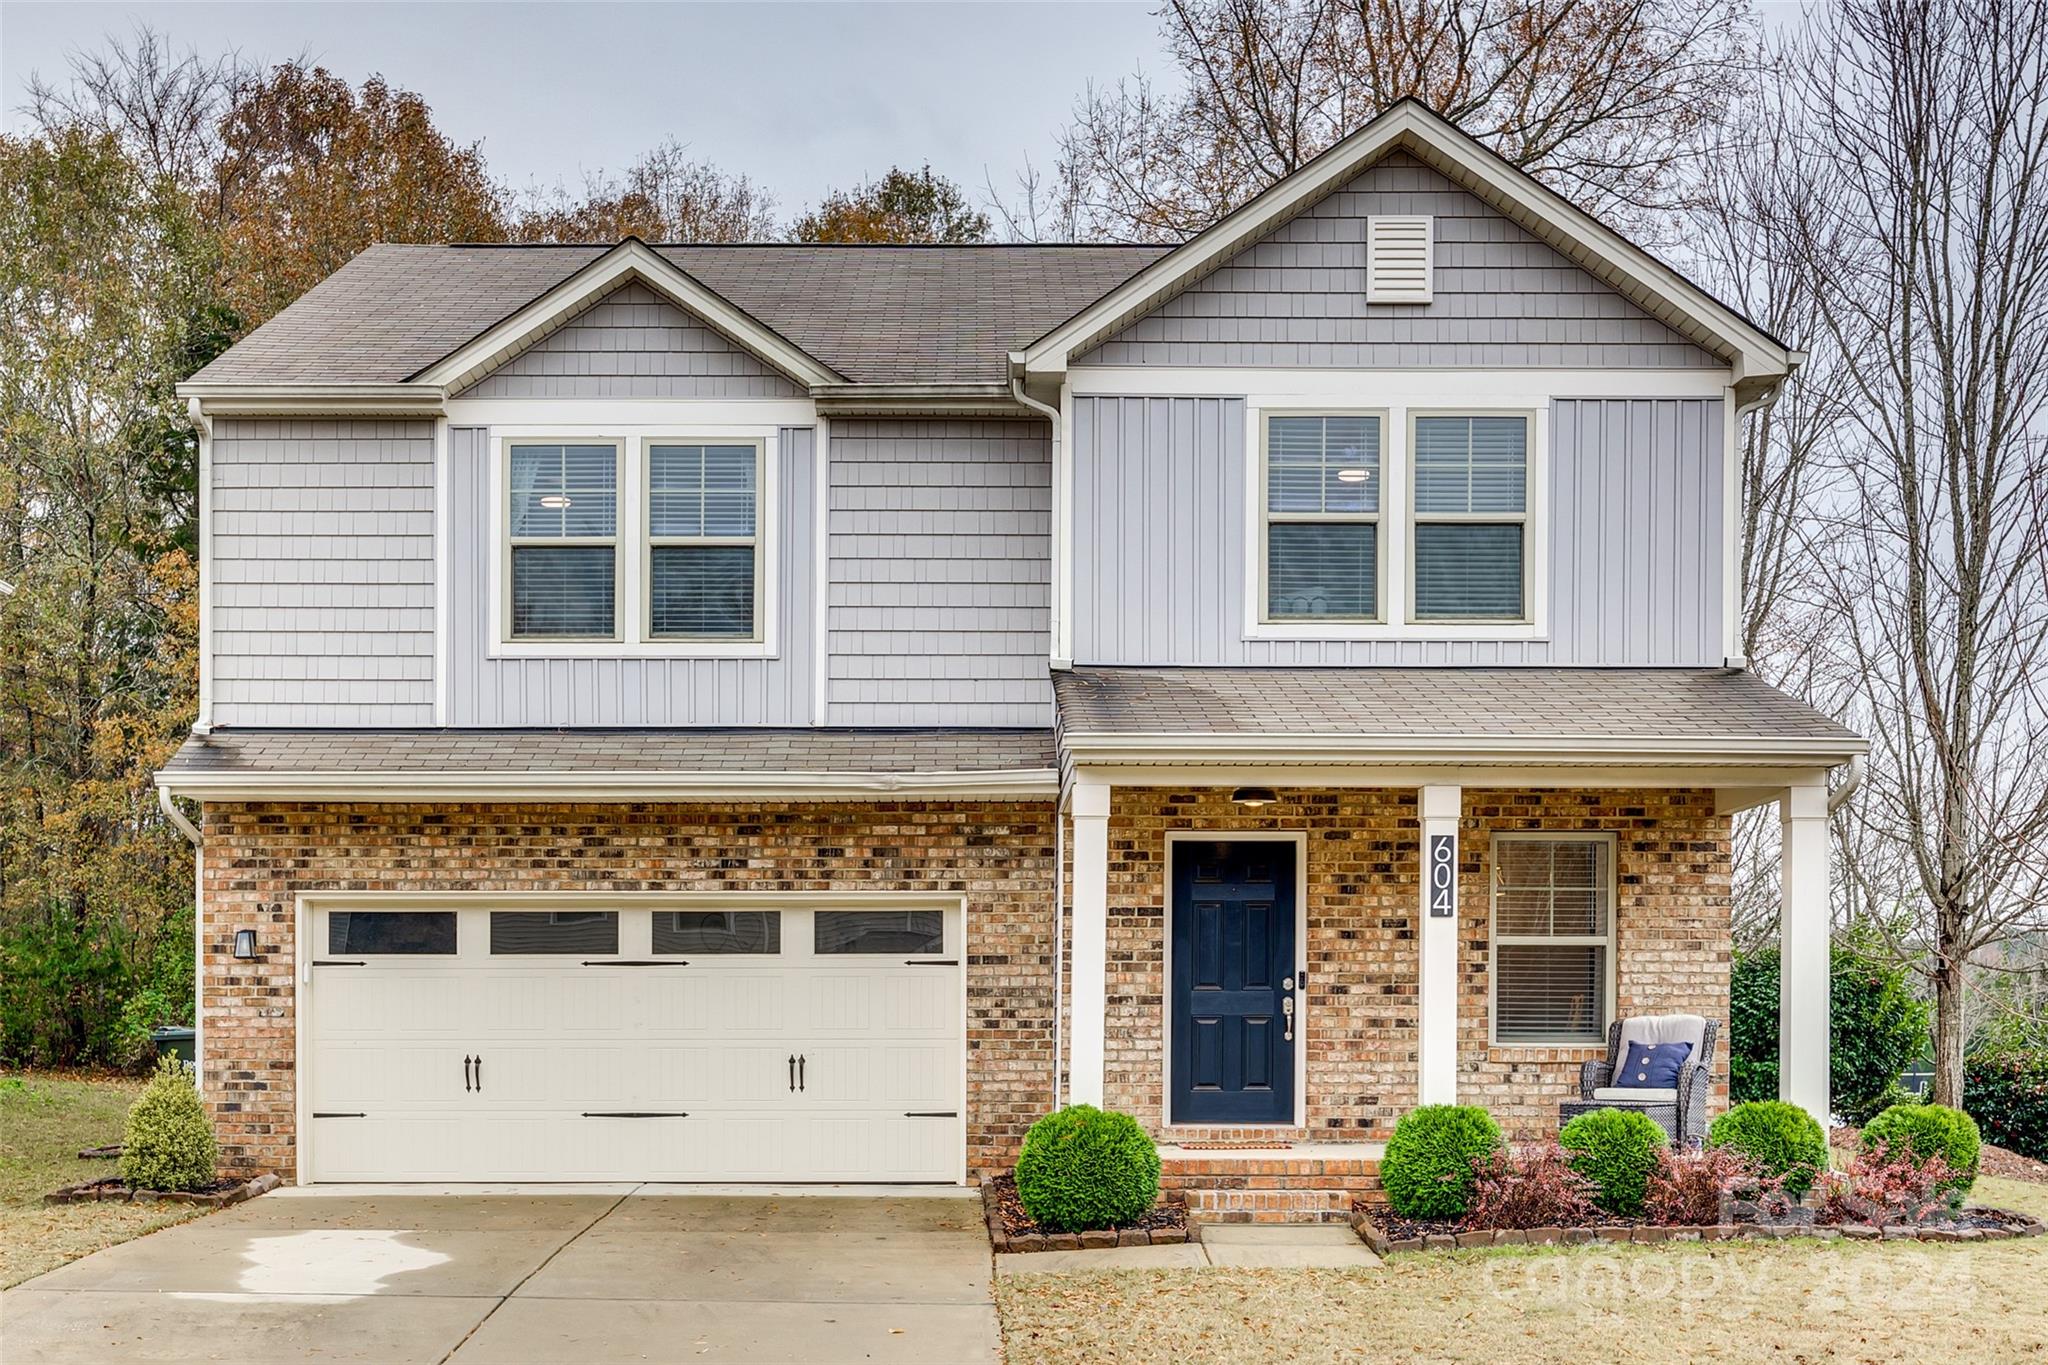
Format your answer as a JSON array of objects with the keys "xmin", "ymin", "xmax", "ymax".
[
  {"xmin": 1379, "ymin": 1105, "xmax": 1502, "ymax": 1219},
  {"xmin": 1558, "ymin": 1108, "xmax": 1666, "ymax": 1215},
  {"xmin": 1861, "ymin": 1102, "xmax": 1980, "ymax": 1196},
  {"xmin": 1707, "ymin": 1100, "xmax": 1828, "ymax": 1198},
  {"xmin": 120, "ymin": 1057, "xmax": 216, "ymax": 1193},
  {"xmin": 1965, "ymin": 1050, "xmax": 2047, "ymax": 1161},
  {"xmin": 1730, "ymin": 944, "xmax": 1930, "ymax": 1123},
  {"xmin": 1013, "ymin": 1105, "xmax": 1160, "ymax": 1232}
]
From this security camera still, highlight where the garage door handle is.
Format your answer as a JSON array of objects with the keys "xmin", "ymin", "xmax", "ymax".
[
  {"xmin": 463, "ymin": 1055, "xmax": 474, "ymax": 1092},
  {"xmin": 798, "ymin": 1054, "xmax": 805, "ymax": 1092},
  {"xmin": 474, "ymin": 1055, "xmax": 482, "ymax": 1093},
  {"xmin": 788, "ymin": 1054, "xmax": 796, "ymax": 1092}
]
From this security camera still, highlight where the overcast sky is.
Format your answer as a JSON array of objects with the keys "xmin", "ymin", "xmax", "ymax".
[{"xmin": 1, "ymin": 1, "xmax": 1170, "ymax": 218}]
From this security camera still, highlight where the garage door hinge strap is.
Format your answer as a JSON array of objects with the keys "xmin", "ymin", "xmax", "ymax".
[
  {"xmin": 581, "ymin": 1111, "xmax": 690, "ymax": 1118},
  {"xmin": 583, "ymin": 960, "xmax": 690, "ymax": 966},
  {"xmin": 312, "ymin": 1112, "xmax": 366, "ymax": 1118},
  {"xmin": 904, "ymin": 1111, "xmax": 958, "ymax": 1118},
  {"xmin": 905, "ymin": 959, "xmax": 958, "ymax": 966}
]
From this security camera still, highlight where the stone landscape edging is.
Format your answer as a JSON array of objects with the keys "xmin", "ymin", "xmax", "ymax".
[
  {"xmin": 46, "ymin": 1171, "xmax": 280, "ymax": 1208},
  {"xmin": 982, "ymin": 1182, "xmax": 1200, "ymax": 1253},
  {"xmin": 1350, "ymin": 1205, "xmax": 2045, "ymax": 1255}
]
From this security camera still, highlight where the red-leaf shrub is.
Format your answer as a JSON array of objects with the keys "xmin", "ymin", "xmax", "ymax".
[
  {"xmin": 1813, "ymin": 1140, "xmax": 1959, "ymax": 1226},
  {"xmin": 1465, "ymin": 1141, "xmax": 1599, "ymax": 1229},
  {"xmin": 1643, "ymin": 1145, "xmax": 1782, "ymax": 1226}
]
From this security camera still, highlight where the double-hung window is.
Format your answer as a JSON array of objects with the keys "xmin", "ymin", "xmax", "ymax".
[
  {"xmin": 1262, "ymin": 414, "xmax": 1383, "ymax": 622},
  {"xmin": 648, "ymin": 442, "xmax": 761, "ymax": 640},
  {"xmin": 507, "ymin": 441, "xmax": 620, "ymax": 639},
  {"xmin": 1491, "ymin": 834, "xmax": 1615, "ymax": 1044},
  {"xmin": 1411, "ymin": 414, "xmax": 1529, "ymax": 621}
]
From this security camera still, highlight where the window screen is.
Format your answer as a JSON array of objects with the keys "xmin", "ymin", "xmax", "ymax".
[
  {"xmin": 327, "ymin": 911, "xmax": 456, "ymax": 955},
  {"xmin": 1492, "ymin": 837, "xmax": 1612, "ymax": 1043},
  {"xmin": 648, "ymin": 443, "xmax": 759, "ymax": 639},
  {"xmin": 489, "ymin": 910, "xmax": 619, "ymax": 955},
  {"xmin": 652, "ymin": 910, "xmax": 781, "ymax": 955},
  {"xmin": 508, "ymin": 442, "xmax": 618, "ymax": 638},
  {"xmin": 815, "ymin": 910, "xmax": 945, "ymax": 955},
  {"xmin": 1412, "ymin": 416, "xmax": 1527, "ymax": 620},
  {"xmin": 1264, "ymin": 415, "xmax": 1380, "ymax": 621}
]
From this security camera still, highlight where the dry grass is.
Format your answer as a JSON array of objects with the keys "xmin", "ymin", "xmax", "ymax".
[
  {"xmin": 0, "ymin": 1072, "xmax": 204, "ymax": 1287},
  {"xmin": 997, "ymin": 1176, "xmax": 2048, "ymax": 1364}
]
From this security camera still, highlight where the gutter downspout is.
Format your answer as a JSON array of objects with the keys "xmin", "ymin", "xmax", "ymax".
[
  {"xmin": 1828, "ymin": 753, "xmax": 1864, "ymax": 816},
  {"xmin": 159, "ymin": 785, "xmax": 204, "ymax": 1084},
  {"xmin": 1011, "ymin": 372, "xmax": 1066, "ymax": 667},
  {"xmin": 158, "ymin": 784, "xmax": 201, "ymax": 846}
]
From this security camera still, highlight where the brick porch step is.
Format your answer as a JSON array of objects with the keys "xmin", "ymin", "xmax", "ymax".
[{"xmin": 1158, "ymin": 1141, "xmax": 1386, "ymax": 1225}]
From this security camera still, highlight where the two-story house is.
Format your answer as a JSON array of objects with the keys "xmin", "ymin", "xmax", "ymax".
[{"xmin": 157, "ymin": 101, "xmax": 1861, "ymax": 1217}]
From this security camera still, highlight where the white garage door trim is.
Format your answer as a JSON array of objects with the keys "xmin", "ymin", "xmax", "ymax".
[{"xmin": 292, "ymin": 891, "xmax": 968, "ymax": 1187}]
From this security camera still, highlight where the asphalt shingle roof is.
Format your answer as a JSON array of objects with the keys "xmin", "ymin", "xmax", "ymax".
[
  {"xmin": 189, "ymin": 243, "xmax": 1170, "ymax": 387},
  {"xmin": 162, "ymin": 728, "xmax": 1057, "ymax": 776},
  {"xmin": 1051, "ymin": 668, "xmax": 1861, "ymax": 744}
]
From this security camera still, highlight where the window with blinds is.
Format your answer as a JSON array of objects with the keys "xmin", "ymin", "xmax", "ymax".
[
  {"xmin": 1262, "ymin": 414, "xmax": 1382, "ymax": 622},
  {"xmin": 1491, "ymin": 835, "xmax": 1614, "ymax": 1044},
  {"xmin": 1411, "ymin": 415, "xmax": 1528, "ymax": 621},
  {"xmin": 508, "ymin": 442, "xmax": 620, "ymax": 638},
  {"xmin": 648, "ymin": 442, "xmax": 760, "ymax": 639}
]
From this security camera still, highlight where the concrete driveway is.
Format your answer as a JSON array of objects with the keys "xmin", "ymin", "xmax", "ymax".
[{"xmin": 0, "ymin": 1188, "xmax": 998, "ymax": 1364}]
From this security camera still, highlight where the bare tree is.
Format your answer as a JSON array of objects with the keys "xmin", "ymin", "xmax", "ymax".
[
  {"xmin": 1038, "ymin": 0, "xmax": 1756, "ymax": 242},
  {"xmin": 515, "ymin": 140, "xmax": 775, "ymax": 243},
  {"xmin": 1790, "ymin": 0, "xmax": 2048, "ymax": 1107}
]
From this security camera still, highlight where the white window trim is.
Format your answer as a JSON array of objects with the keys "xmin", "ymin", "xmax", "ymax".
[
  {"xmin": 1240, "ymin": 397, "xmax": 1548, "ymax": 642},
  {"xmin": 644, "ymin": 437, "xmax": 767, "ymax": 646},
  {"xmin": 1407, "ymin": 408, "xmax": 1540, "ymax": 628},
  {"xmin": 1487, "ymin": 831, "xmax": 1618, "ymax": 1049},
  {"xmin": 1255, "ymin": 409, "xmax": 1389, "ymax": 630},
  {"xmin": 501, "ymin": 436, "xmax": 625, "ymax": 646},
  {"xmin": 487, "ymin": 424, "xmax": 780, "ymax": 659}
]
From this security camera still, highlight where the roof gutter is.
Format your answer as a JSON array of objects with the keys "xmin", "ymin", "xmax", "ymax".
[
  {"xmin": 1060, "ymin": 731, "xmax": 1867, "ymax": 767},
  {"xmin": 155, "ymin": 767, "xmax": 1061, "ymax": 803},
  {"xmin": 178, "ymin": 383, "xmax": 448, "ymax": 418}
]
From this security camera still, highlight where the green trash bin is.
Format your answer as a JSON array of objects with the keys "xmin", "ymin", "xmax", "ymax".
[{"xmin": 150, "ymin": 1026, "xmax": 196, "ymax": 1064}]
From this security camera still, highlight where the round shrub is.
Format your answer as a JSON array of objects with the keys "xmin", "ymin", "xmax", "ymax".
[
  {"xmin": 1707, "ymin": 1100, "xmax": 1828, "ymax": 1198},
  {"xmin": 1862, "ymin": 1102, "xmax": 1980, "ymax": 1196},
  {"xmin": 120, "ymin": 1057, "xmax": 216, "ymax": 1193},
  {"xmin": 1379, "ymin": 1105, "xmax": 1502, "ymax": 1219},
  {"xmin": 1013, "ymin": 1105, "xmax": 1160, "ymax": 1231},
  {"xmin": 1558, "ymin": 1108, "xmax": 1666, "ymax": 1215}
]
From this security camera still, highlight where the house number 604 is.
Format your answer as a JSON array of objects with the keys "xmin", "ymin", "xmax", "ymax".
[{"xmin": 1427, "ymin": 834, "xmax": 1457, "ymax": 918}]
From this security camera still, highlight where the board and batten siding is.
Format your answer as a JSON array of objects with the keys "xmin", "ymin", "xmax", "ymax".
[
  {"xmin": 447, "ymin": 425, "xmax": 816, "ymax": 726},
  {"xmin": 1076, "ymin": 151, "xmax": 1716, "ymax": 370},
  {"xmin": 827, "ymin": 419, "xmax": 1053, "ymax": 727},
  {"xmin": 209, "ymin": 417, "xmax": 436, "ymax": 726},
  {"xmin": 1070, "ymin": 396, "xmax": 1724, "ymax": 667},
  {"xmin": 458, "ymin": 281, "xmax": 803, "ymax": 400}
]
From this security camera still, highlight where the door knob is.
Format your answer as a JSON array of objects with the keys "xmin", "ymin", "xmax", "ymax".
[{"xmin": 1281, "ymin": 995, "xmax": 1296, "ymax": 1042}]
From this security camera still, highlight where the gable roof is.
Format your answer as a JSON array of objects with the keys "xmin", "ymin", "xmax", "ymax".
[
  {"xmin": 183, "ymin": 240, "xmax": 1168, "ymax": 395},
  {"xmin": 1019, "ymin": 100, "xmax": 1796, "ymax": 399}
]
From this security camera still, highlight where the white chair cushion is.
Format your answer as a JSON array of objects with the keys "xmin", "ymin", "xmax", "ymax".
[
  {"xmin": 1616, "ymin": 1014, "xmax": 1706, "ymax": 1066},
  {"xmin": 1592, "ymin": 1087, "xmax": 1679, "ymax": 1104}
]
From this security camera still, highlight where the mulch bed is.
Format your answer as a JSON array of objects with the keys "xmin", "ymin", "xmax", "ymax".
[
  {"xmin": 982, "ymin": 1174, "xmax": 1196, "ymax": 1253},
  {"xmin": 46, "ymin": 1172, "xmax": 279, "ymax": 1208},
  {"xmin": 1832, "ymin": 1126, "xmax": 2048, "ymax": 1186}
]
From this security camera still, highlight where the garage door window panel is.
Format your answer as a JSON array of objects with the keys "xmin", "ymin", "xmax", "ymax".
[
  {"xmin": 489, "ymin": 910, "xmax": 620, "ymax": 955},
  {"xmin": 815, "ymin": 910, "xmax": 946, "ymax": 955},
  {"xmin": 653, "ymin": 910, "xmax": 781, "ymax": 955},
  {"xmin": 328, "ymin": 911, "xmax": 457, "ymax": 956}
]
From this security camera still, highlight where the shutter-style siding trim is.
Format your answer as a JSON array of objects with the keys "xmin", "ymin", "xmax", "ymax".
[{"xmin": 1366, "ymin": 215, "xmax": 1433, "ymax": 303}]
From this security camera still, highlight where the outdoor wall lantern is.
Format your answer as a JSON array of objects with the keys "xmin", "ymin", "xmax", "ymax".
[
  {"xmin": 232, "ymin": 928, "xmax": 259, "ymax": 960},
  {"xmin": 1231, "ymin": 786, "xmax": 1279, "ymax": 809}
]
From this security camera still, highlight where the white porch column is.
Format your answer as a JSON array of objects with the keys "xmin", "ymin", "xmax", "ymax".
[
  {"xmin": 1417, "ymin": 784, "xmax": 1463, "ymax": 1106},
  {"xmin": 1779, "ymin": 779, "xmax": 1832, "ymax": 1120},
  {"xmin": 1068, "ymin": 775, "xmax": 1111, "ymax": 1108}
]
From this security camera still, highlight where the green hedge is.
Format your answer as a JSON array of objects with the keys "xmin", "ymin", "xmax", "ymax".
[
  {"xmin": 1862, "ymin": 1103, "xmax": 1980, "ymax": 1196},
  {"xmin": 1730, "ymin": 944, "xmax": 1929, "ymax": 1124},
  {"xmin": 1965, "ymin": 1050, "xmax": 2047, "ymax": 1161},
  {"xmin": 1558, "ymin": 1108, "xmax": 1666, "ymax": 1215},
  {"xmin": 1380, "ymin": 1105, "xmax": 1502, "ymax": 1220},
  {"xmin": 121, "ymin": 1058, "xmax": 217, "ymax": 1193},
  {"xmin": 1708, "ymin": 1100, "xmax": 1828, "ymax": 1198},
  {"xmin": 1013, "ymin": 1105, "xmax": 1160, "ymax": 1232}
]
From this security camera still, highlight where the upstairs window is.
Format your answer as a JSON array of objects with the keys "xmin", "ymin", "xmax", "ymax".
[
  {"xmin": 508, "ymin": 442, "xmax": 620, "ymax": 639},
  {"xmin": 648, "ymin": 442, "xmax": 761, "ymax": 640},
  {"xmin": 1262, "ymin": 414, "xmax": 1383, "ymax": 622},
  {"xmin": 1411, "ymin": 414, "xmax": 1529, "ymax": 621}
]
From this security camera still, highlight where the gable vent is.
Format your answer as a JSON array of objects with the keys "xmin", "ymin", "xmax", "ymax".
[{"xmin": 1366, "ymin": 215, "xmax": 1434, "ymax": 304}]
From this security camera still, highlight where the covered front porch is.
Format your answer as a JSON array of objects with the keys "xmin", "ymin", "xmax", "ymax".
[{"xmin": 1049, "ymin": 668, "xmax": 1865, "ymax": 1219}]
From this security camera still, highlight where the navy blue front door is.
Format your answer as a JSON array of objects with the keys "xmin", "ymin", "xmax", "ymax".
[{"xmin": 1170, "ymin": 841, "xmax": 1297, "ymax": 1124}]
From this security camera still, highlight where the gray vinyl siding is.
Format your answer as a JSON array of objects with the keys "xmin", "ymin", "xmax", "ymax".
[
  {"xmin": 459, "ymin": 281, "xmax": 803, "ymax": 399},
  {"xmin": 827, "ymin": 419, "xmax": 1052, "ymax": 726},
  {"xmin": 447, "ymin": 425, "xmax": 816, "ymax": 726},
  {"xmin": 209, "ymin": 418, "xmax": 436, "ymax": 725},
  {"xmin": 1071, "ymin": 396, "xmax": 1723, "ymax": 666},
  {"xmin": 1077, "ymin": 151, "xmax": 1716, "ymax": 369}
]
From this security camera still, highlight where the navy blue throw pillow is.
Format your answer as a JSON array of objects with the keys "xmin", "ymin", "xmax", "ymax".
[{"xmin": 1617, "ymin": 1040, "xmax": 1692, "ymax": 1089}]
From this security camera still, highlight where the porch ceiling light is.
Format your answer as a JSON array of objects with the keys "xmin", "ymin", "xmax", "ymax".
[{"xmin": 1231, "ymin": 786, "xmax": 1280, "ymax": 808}]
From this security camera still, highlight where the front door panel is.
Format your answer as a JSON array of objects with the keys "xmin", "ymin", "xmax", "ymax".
[{"xmin": 1170, "ymin": 842, "xmax": 1297, "ymax": 1125}]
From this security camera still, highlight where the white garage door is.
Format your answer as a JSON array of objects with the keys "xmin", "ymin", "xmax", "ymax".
[{"xmin": 304, "ymin": 903, "xmax": 963, "ymax": 1183}]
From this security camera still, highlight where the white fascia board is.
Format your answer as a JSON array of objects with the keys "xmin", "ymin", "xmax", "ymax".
[
  {"xmin": 1060, "ymin": 731, "xmax": 1867, "ymax": 767},
  {"xmin": 178, "ymin": 383, "xmax": 447, "ymax": 418},
  {"xmin": 414, "ymin": 240, "xmax": 842, "ymax": 393},
  {"xmin": 1021, "ymin": 102, "xmax": 1793, "ymax": 383},
  {"xmin": 156, "ymin": 767, "xmax": 1060, "ymax": 802},
  {"xmin": 1065, "ymin": 368, "xmax": 1733, "ymax": 400}
]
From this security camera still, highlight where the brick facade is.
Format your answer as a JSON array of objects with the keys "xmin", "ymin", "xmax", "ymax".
[
  {"xmin": 197, "ymin": 800, "xmax": 1055, "ymax": 1179},
  {"xmin": 1096, "ymin": 786, "xmax": 1731, "ymax": 1141}
]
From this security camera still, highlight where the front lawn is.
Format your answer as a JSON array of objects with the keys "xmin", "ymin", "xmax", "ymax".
[
  {"xmin": 0, "ymin": 1072, "xmax": 205, "ymax": 1287},
  {"xmin": 997, "ymin": 1174, "xmax": 2048, "ymax": 1363}
]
